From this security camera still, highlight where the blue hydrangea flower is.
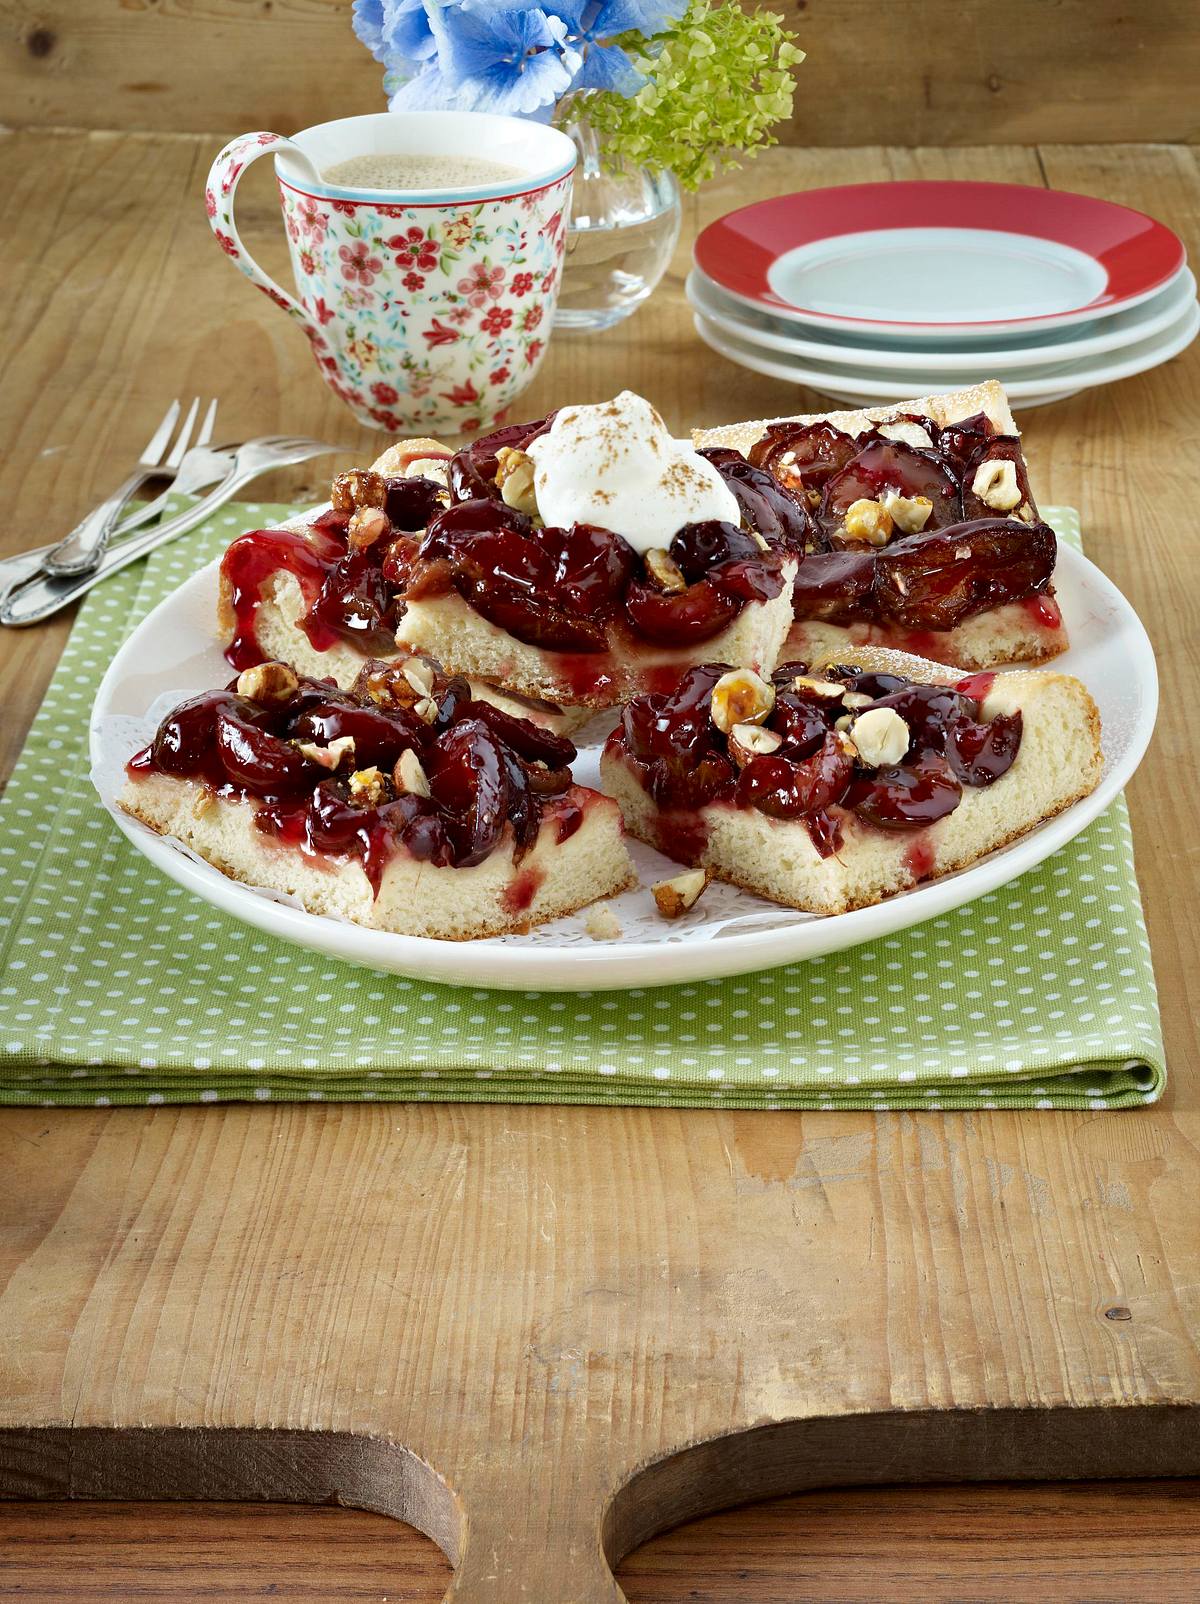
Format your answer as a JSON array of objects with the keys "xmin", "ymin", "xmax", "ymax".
[
  {"xmin": 390, "ymin": 3, "xmax": 582, "ymax": 116},
  {"xmin": 352, "ymin": 0, "xmax": 437, "ymax": 72},
  {"xmin": 546, "ymin": 1, "xmax": 687, "ymax": 92},
  {"xmin": 357, "ymin": 0, "xmax": 688, "ymax": 119}
]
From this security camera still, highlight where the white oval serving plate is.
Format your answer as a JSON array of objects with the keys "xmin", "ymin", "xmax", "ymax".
[{"xmin": 91, "ymin": 538, "xmax": 1156, "ymax": 991}]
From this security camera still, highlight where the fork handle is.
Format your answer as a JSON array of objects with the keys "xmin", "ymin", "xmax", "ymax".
[
  {"xmin": 0, "ymin": 468, "xmax": 254, "ymax": 626},
  {"xmin": 40, "ymin": 468, "xmax": 155, "ymax": 577}
]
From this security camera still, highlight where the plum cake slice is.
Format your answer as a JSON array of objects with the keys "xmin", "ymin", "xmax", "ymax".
[
  {"xmin": 120, "ymin": 658, "xmax": 635, "ymax": 941},
  {"xmin": 601, "ymin": 646, "xmax": 1101, "ymax": 918},
  {"xmin": 217, "ymin": 471, "xmax": 590, "ymax": 738},
  {"xmin": 218, "ymin": 392, "xmax": 798, "ymax": 715},
  {"xmin": 693, "ymin": 380, "xmax": 1069, "ymax": 670}
]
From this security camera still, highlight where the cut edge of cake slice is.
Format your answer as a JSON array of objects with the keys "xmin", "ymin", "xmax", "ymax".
[
  {"xmin": 215, "ymin": 511, "xmax": 595, "ymax": 738},
  {"xmin": 393, "ymin": 560, "xmax": 799, "ymax": 711},
  {"xmin": 120, "ymin": 774, "xmax": 636, "ymax": 942},
  {"xmin": 601, "ymin": 645, "xmax": 1102, "ymax": 918}
]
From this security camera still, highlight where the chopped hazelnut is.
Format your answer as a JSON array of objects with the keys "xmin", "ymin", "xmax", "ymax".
[
  {"xmin": 841, "ymin": 498, "xmax": 894, "ymax": 547},
  {"xmin": 971, "ymin": 457, "xmax": 1022, "ymax": 511},
  {"xmin": 710, "ymin": 668, "xmax": 775, "ymax": 734},
  {"xmin": 348, "ymin": 767, "xmax": 389, "ymax": 806},
  {"xmin": 791, "ymin": 675, "xmax": 845, "ymax": 701},
  {"xmin": 842, "ymin": 690, "xmax": 874, "ymax": 710},
  {"xmin": 878, "ymin": 420, "xmax": 934, "ymax": 449},
  {"xmin": 644, "ymin": 547, "xmax": 688, "ymax": 593},
  {"xmin": 585, "ymin": 903, "xmax": 623, "ymax": 941},
  {"xmin": 652, "ymin": 869, "xmax": 708, "ymax": 919},
  {"xmin": 880, "ymin": 490, "xmax": 933, "ymax": 534},
  {"xmin": 402, "ymin": 658, "xmax": 436, "ymax": 699},
  {"xmin": 849, "ymin": 706, "xmax": 910, "ymax": 768},
  {"xmin": 330, "ymin": 468, "xmax": 387, "ymax": 513},
  {"xmin": 393, "ymin": 748, "xmax": 431, "ymax": 799},
  {"xmin": 190, "ymin": 790, "xmax": 216, "ymax": 820},
  {"xmin": 495, "ymin": 446, "xmax": 538, "ymax": 515},
  {"xmin": 297, "ymin": 734, "xmax": 356, "ymax": 771},
  {"xmin": 346, "ymin": 505, "xmax": 392, "ymax": 553},
  {"xmin": 728, "ymin": 722, "xmax": 783, "ymax": 767},
  {"xmin": 235, "ymin": 661, "xmax": 298, "ymax": 703},
  {"xmin": 413, "ymin": 696, "xmax": 439, "ymax": 724}
]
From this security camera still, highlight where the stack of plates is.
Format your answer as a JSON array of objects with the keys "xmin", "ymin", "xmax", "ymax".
[{"xmin": 689, "ymin": 181, "xmax": 1197, "ymax": 408}]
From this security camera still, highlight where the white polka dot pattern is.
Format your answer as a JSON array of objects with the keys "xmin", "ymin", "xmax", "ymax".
[{"xmin": 0, "ymin": 501, "xmax": 1165, "ymax": 1110}]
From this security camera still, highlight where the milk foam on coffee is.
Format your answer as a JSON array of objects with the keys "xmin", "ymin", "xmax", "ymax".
[{"xmin": 323, "ymin": 153, "xmax": 524, "ymax": 191}]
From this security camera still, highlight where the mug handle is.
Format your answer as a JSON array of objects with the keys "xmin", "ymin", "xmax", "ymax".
[{"xmin": 204, "ymin": 132, "xmax": 327, "ymax": 347}]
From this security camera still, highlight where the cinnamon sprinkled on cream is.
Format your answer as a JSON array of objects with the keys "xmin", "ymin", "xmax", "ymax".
[{"xmin": 526, "ymin": 390, "xmax": 739, "ymax": 554}]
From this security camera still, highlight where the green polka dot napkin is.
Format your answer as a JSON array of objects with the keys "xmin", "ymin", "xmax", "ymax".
[{"xmin": 0, "ymin": 503, "xmax": 1164, "ymax": 1110}]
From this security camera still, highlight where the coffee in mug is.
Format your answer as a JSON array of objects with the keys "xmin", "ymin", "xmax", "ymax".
[{"xmin": 322, "ymin": 153, "xmax": 523, "ymax": 191}]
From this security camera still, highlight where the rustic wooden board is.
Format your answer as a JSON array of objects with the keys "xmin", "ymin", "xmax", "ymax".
[
  {"xmin": 1, "ymin": 139, "xmax": 1200, "ymax": 1601},
  {"xmin": 3, "ymin": 0, "xmax": 1199, "ymax": 147}
]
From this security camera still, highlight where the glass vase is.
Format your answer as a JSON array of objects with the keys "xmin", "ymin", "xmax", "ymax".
[{"xmin": 554, "ymin": 116, "xmax": 681, "ymax": 332}]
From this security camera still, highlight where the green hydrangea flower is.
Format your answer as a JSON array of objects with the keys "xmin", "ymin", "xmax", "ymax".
[{"xmin": 584, "ymin": 1, "xmax": 804, "ymax": 190}]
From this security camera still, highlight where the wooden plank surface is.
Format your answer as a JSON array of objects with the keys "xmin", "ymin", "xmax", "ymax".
[
  {"xmin": 1, "ymin": 137, "xmax": 1199, "ymax": 1601},
  {"xmin": 2, "ymin": 1, "xmax": 1199, "ymax": 147},
  {"xmin": 4, "ymin": 1481, "xmax": 1200, "ymax": 1601}
]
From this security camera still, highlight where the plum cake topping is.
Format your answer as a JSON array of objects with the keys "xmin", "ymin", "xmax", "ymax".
[
  {"xmin": 609, "ymin": 658, "xmax": 1024, "ymax": 858},
  {"xmin": 127, "ymin": 657, "xmax": 581, "ymax": 892},
  {"xmin": 736, "ymin": 409, "xmax": 1054, "ymax": 629}
]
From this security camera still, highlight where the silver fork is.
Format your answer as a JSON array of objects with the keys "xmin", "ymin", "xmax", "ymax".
[
  {"xmin": 0, "ymin": 435, "xmax": 344, "ymax": 627},
  {"xmin": 0, "ymin": 436, "xmax": 238, "ymax": 606},
  {"xmin": 40, "ymin": 397, "xmax": 219, "ymax": 578}
]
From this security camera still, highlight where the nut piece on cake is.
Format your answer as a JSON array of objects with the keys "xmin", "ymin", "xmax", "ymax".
[
  {"xmin": 119, "ymin": 661, "xmax": 635, "ymax": 941},
  {"xmin": 601, "ymin": 647, "xmax": 1102, "ymax": 918}
]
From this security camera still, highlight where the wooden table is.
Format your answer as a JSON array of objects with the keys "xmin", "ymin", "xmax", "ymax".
[{"xmin": 1, "ymin": 136, "xmax": 1198, "ymax": 1601}]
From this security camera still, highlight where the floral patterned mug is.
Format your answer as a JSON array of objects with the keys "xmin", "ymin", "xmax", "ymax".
[{"xmin": 206, "ymin": 112, "xmax": 576, "ymax": 434}]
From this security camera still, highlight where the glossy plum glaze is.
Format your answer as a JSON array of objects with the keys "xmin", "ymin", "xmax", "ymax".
[
  {"xmin": 409, "ymin": 413, "xmax": 794, "ymax": 655},
  {"xmin": 221, "ymin": 480, "xmax": 444, "ymax": 671},
  {"xmin": 609, "ymin": 660, "xmax": 1022, "ymax": 862},
  {"xmin": 746, "ymin": 410, "xmax": 1059, "ymax": 631},
  {"xmin": 126, "ymin": 658, "xmax": 581, "ymax": 895}
]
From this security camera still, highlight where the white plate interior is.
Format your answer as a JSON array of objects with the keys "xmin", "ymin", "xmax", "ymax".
[
  {"xmin": 91, "ymin": 537, "xmax": 1156, "ymax": 991},
  {"xmin": 708, "ymin": 257, "xmax": 1186, "ymax": 344},
  {"xmin": 689, "ymin": 267, "xmax": 1198, "ymax": 373},
  {"xmin": 766, "ymin": 227, "xmax": 1110, "ymax": 325},
  {"xmin": 692, "ymin": 300, "xmax": 1200, "ymax": 404}
]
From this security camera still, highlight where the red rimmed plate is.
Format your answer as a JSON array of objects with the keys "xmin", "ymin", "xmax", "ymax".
[{"xmin": 694, "ymin": 181, "xmax": 1186, "ymax": 338}]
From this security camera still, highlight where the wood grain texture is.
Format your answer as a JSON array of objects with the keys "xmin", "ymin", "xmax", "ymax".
[
  {"xmin": 1, "ymin": 137, "xmax": 1200, "ymax": 1600},
  {"xmin": 2, "ymin": 0, "xmax": 1198, "ymax": 146},
  {"xmin": 4, "ymin": 1481, "xmax": 1200, "ymax": 1601}
]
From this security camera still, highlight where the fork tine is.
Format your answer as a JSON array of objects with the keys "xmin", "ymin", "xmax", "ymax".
[
  {"xmin": 195, "ymin": 399, "xmax": 219, "ymax": 449},
  {"xmin": 140, "ymin": 399, "xmax": 182, "ymax": 468},
  {"xmin": 164, "ymin": 397, "xmax": 200, "ymax": 470}
]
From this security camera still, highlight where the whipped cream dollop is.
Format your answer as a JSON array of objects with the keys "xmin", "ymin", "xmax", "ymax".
[{"xmin": 526, "ymin": 390, "xmax": 741, "ymax": 555}]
